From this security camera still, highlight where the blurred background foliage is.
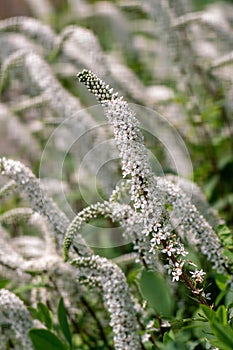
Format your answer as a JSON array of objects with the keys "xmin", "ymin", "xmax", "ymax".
[{"xmin": 1, "ymin": 0, "xmax": 232, "ymax": 226}]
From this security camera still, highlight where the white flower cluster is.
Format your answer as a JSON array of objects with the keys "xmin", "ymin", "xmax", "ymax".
[
  {"xmin": 0, "ymin": 289, "xmax": 34, "ymax": 350},
  {"xmin": 0, "ymin": 50, "xmax": 108, "ymax": 170},
  {"xmin": 0, "ymin": 158, "xmax": 92, "ymax": 252},
  {"xmin": 157, "ymin": 177, "xmax": 228, "ymax": 274},
  {"xmin": 64, "ymin": 198, "xmax": 140, "ymax": 256},
  {"xmin": 0, "ymin": 225, "xmax": 28, "ymax": 276},
  {"xmin": 0, "ymin": 179, "xmax": 16, "ymax": 197},
  {"xmin": 0, "ymin": 220, "xmax": 84, "ymax": 321},
  {"xmin": 63, "ymin": 201, "xmax": 110, "ymax": 260},
  {"xmin": 0, "ymin": 158, "xmax": 142, "ymax": 349},
  {"xmin": 77, "ymin": 70, "xmax": 189, "ymax": 279},
  {"xmin": 23, "ymin": 255, "xmax": 84, "ymax": 313},
  {"xmin": 71, "ymin": 255, "xmax": 141, "ymax": 350},
  {"xmin": 63, "ymin": 200, "xmax": 146, "ymax": 349},
  {"xmin": 0, "ymin": 50, "xmax": 94, "ymax": 127},
  {"xmin": 0, "ymin": 157, "xmax": 69, "ymax": 239},
  {"xmin": 77, "ymin": 70, "xmax": 229, "ymax": 294},
  {"xmin": 0, "ymin": 207, "xmax": 33, "ymax": 224},
  {"xmin": 0, "ymin": 16, "xmax": 107, "ymax": 77},
  {"xmin": 28, "ymin": 212, "xmax": 58, "ymax": 256},
  {"xmin": 0, "ymin": 16, "xmax": 56, "ymax": 51},
  {"xmin": 0, "ymin": 103, "xmax": 40, "ymax": 162},
  {"xmin": 63, "ymin": 196, "xmax": 159, "ymax": 270},
  {"xmin": 77, "ymin": 69, "xmax": 116, "ymax": 103}
]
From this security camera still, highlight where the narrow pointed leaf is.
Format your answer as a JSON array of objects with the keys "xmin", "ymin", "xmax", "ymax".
[
  {"xmin": 216, "ymin": 305, "xmax": 227, "ymax": 325},
  {"xmin": 37, "ymin": 302, "xmax": 53, "ymax": 329},
  {"xmin": 28, "ymin": 329, "xmax": 67, "ymax": 350},
  {"xmin": 58, "ymin": 298, "xmax": 72, "ymax": 346}
]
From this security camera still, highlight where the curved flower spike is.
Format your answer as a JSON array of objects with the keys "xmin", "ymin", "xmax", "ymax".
[
  {"xmin": 63, "ymin": 200, "xmax": 132, "ymax": 261},
  {"xmin": 71, "ymin": 255, "xmax": 141, "ymax": 350},
  {"xmin": 63, "ymin": 202, "xmax": 108, "ymax": 261},
  {"xmin": 0, "ymin": 157, "xmax": 90, "ymax": 254},
  {"xmin": 77, "ymin": 69, "xmax": 117, "ymax": 104},
  {"xmin": 0, "ymin": 289, "xmax": 34, "ymax": 349}
]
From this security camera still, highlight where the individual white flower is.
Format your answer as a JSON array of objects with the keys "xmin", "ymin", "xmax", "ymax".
[
  {"xmin": 172, "ymin": 261, "xmax": 184, "ymax": 282},
  {"xmin": 142, "ymin": 332, "xmax": 151, "ymax": 343},
  {"xmin": 162, "ymin": 243, "xmax": 176, "ymax": 257},
  {"xmin": 190, "ymin": 269, "xmax": 206, "ymax": 283}
]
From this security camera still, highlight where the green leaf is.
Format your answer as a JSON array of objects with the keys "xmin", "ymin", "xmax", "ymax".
[
  {"xmin": 216, "ymin": 305, "xmax": 227, "ymax": 325},
  {"xmin": 139, "ymin": 270, "xmax": 174, "ymax": 317},
  {"xmin": 57, "ymin": 298, "xmax": 72, "ymax": 346},
  {"xmin": 215, "ymin": 274, "xmax": 228, "ymax": 291},
  {"xmin": 161, "ymin": 338, "xmax": 190, "ymax": 350},
  {"xmin": 28, "ymin": 329, "xmax": 67, "ymax": 350},
  {"xmin": 223, "ymin": 250, "xmax": 233, "ymax": 264},
  {"xmin": 214, "ymin": 194, "xmax": 233, "ymax": 211},
  {"xmin": 28, "ymin": 306, "xmax": 40, "ymax": 320},
  {"xmin": 163, "ymin": 332, "xmax": 173, "ymax": 344},
  {"xmin": 37, "ymin": 302, "xmax": 53, "ymax": 330},
  {"xmin": 210, "ymin": 322, "xmax": 233, "ymax": 350},
  {"xmin": 210, "ymin": 340, "xmax": 233, "ymax": 350},
  {"xmin": 127, "ymin": 267, "xmax": 142, "ymax": 284},
  {"xmin": 215, "ymin": 290, "xmax": 227, "ymax": 307},
  {"xmin": 13, "ymin": 282, "xmax": 45, "ymax": 294},
  {"xmin": 204, "ymin": 175, "xmax": 218, "ymax": 199},
  {"xmin": 200, "ymin": 305, "xmax": 216, "ymax": 322},
  {"xmin": 0, "ymin": 279, "xmax": 10, "ymax": 289},
  {"xmin": 218, "ymin": 154, "xmax": 233, "ymax": 170},
  {"xmin": 217, "ymin": 224, "xmax": 233, "ymax": 246}
]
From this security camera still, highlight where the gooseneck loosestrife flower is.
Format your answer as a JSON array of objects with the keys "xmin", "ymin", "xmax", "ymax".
[
  {"xmin": 1, "ymin": 70, "xmax": 228, "ymax": 348},
  {"xmin": 71, "ymin": 256, "xmax": 141, "ymax": 350},
  {"xmin": 0, "ymin": 157, "xmax": 89, "ymax": 250},
  {"xmin": 0, "ymin": 158, "xmax": 141, "ymax": 350},
  {"xmin": 0, "ymin": 289, "xmax": 34, "ymax": 349},
  {"xmin": 76, "ymin": 69, "xmax": 229, "ymax": 304}
]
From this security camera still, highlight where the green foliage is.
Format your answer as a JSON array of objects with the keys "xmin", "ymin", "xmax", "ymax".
[
  {"xmin": 139, "ymin": 270, "xmax": 174, "ymax": 318},
  {"xmin": 28, "ymin": 303, "xmax": 53, "ymax": 330},
  {"xmin": 28, "ymin": 329, "xmax": 67, "ymax": 350},
  {"xmin": 218, "ymin": 224, "xmax": 233, "ymax": 248},
  {"xmin": 37, "ymin": 303, "xmax": 53, "ymax": 330},
  {"xmin": 0, "ymin": 279, "xmax": 10, "ymax": 289},
  {"xmin": 200, "ymin": 304, "xmax": 233, "ymax": 350},
  {"xmin": 28, "ymin": 299, "xmax": 74, "ymax": 350},
  {"xmin": 57, "ymin": 298, "xmax": 72, "ymax": 347}
]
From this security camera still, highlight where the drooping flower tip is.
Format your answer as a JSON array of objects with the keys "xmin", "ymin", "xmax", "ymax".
[
  {"xmin": 77, "ymin": 69, "xmax": 117, "ymax": 103},
  {"xmin": 77, "ymin": 69, "xmax": 91, "ymax": 82}
]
